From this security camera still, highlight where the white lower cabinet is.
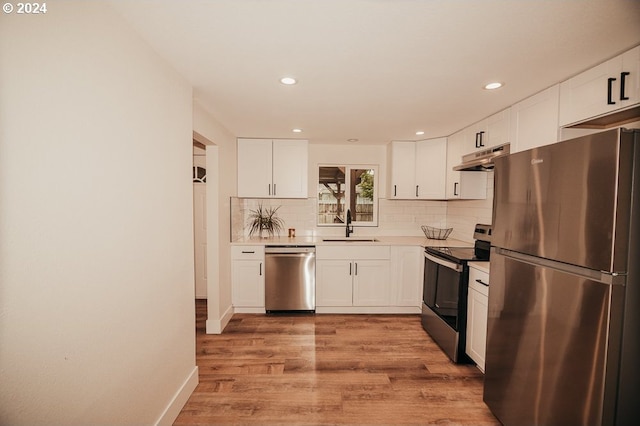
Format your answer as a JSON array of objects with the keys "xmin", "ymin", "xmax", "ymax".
[
  {"xmin": 390, "ymin": 246, "xmax": 423, "ymax": 308},
  {"xmin": 353, "ymin": 260, "xmax": 391, "ymax": 306},
  {"xmin": 316, "ymin": 244, "xmax": 422, "ymax": 313},
  {"xmin": 315, "ymin": 260, "xmax": 354, "ymax": 306},
  {"xmin": 230, "ymin": 243, "xmax": 424, "ymax": 314},
  {"xmin": 466, "ymin": 265, "xmax": 489, "ymax": 372},
  {"xmin": 316, "ymin": 245, "xmax": 392, "ymax": 312},
  {"xmin": 231, "ymin": 245, "xmax": 265, "ymax": 313}
]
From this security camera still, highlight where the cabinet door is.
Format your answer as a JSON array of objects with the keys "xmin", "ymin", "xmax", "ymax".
[
  {"xmin": 464, "ymin": 120, "xmax": 488, "ymax": 151},
  {"xmin": 316, "ymin": 260, "xmax": 353, "ymax": 306},
  {"xmin": 458, "ymin": 171, "xmax": 487, "ymax": 199},
  {"xmin": 272, "ymin": 139, "xmax": 308, "ymax": 198},
  {"xmin": 446, "ymin": 131, "xmax": 464, "ymax": 199},
  {"xmin": 352, "ymin": 260, "xmax": 391, "ymax": 306},
  {"xmin": 466, "ymin": 287, "xmax": 488, "ymax": 372},
  {"xmin": 415, "ymin": 138, "xmax": 446, "ymax": 199},
  {"xmin": 391, "ymin": 246, "xmax": 423, "ymax": 307},
  {"xmin": 232, "ymin": 260, "xmax": 265, "ymax": 307},
  {"xmin": 389, "ymin": 141, "xmax": 417, "ymax": 199},
  {"xmin": 510, "ymin": 84, "xmax": 560, "ymax": 153},
  {"xmin": 621, "ymin": 46, "xmax": 640, "ymax": 108},
  {"xmin": 445, "ymin": 132, "xmax": 488, "ymax": 200},
  {"xmin": 485, "ymin": 109, "xmax": 510, "ymax": 148},
  {"xmin": 237, "ymin": 139, "xmax": 273, "ymax": 197},
  {"xmin": 559, "ymin": 46, "xmax": 639, "ymax": 127},
  {"xmin": 559, "ymin": 56, "xmax": 622, "ymax": 126}
]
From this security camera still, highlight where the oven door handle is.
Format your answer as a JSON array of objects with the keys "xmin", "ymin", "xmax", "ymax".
[{"xmin": 424, "ymin": 252, "xmax": 462, "ymax": 272}]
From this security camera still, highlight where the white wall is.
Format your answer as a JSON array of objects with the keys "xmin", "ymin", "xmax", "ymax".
[
  {"xmin": 0, "ymin": 3, "xmax": 197, "ymax": 425},
  {"xmin": 192, "ymin": 102, "xmax": 237, "ymax": 333}
]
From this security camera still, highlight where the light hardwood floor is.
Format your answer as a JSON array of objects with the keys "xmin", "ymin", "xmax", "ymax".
[{"xmin": 174, "ymin": 300, "xmax": 500, "ymax": 425}]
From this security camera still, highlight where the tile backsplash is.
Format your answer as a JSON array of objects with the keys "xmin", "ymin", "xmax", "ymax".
[{"xmin": 231, "ymin": 172, "xmax": 493, "ymax": 243}]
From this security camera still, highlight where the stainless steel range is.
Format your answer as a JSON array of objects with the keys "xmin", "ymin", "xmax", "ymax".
[{"xmin": 421, "ymin": 224, "xmax": 491, "ymax": 363}]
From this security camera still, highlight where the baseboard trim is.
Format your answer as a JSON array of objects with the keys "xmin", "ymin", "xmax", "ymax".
[
  {"xmin": 315, "ymin": 306, "xmax": 421, "ymax": 314},
  {"xmin": 205, "ymin": 304, "xmax": 234, "ymax": 334},
  {"xmin": 155, "ymin": 366, "xmax": 198, "ymax": 426}
]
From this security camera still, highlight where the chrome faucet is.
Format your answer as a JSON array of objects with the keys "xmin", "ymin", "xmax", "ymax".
[{"xmin": 345, "ymin": 209, "xmax": 354, "ymax": 237}]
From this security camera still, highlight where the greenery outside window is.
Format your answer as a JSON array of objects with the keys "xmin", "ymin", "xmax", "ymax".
[{"xmin": 317, "ymin": 165, "xmax": 378, "ymax": 227}]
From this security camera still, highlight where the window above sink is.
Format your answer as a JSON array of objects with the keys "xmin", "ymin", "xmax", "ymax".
[{"xmin": 317, "ymin": 164, "xmax": 378, "ymax": 227}]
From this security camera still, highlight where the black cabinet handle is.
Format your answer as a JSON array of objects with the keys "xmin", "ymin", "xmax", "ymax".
[
  {"xmin": 607, "ymin": 77, "xmax": 617, "ymax": 105},
  {"xmin": 621, "ymin": 72, "xmax": 630, "ymax": 101},
  {"xmin": 454, "ymin": 182, "xmax": 459, "ymax": 196},
  {"xmin": 349, "ymin": 263, "xmax": 352, "ymax": 275},
  {"xmin": 268, "ymin": 184, "xmax": 271, "ymax": 195},
  {"xmin": 241, "ymin": 251, "xmax": 255, "ymax": 254},
  {"xmin": 475, "ymin": 132, "xmax": 480, "ymax": 148},
  {"xmin": 478, "ymin": 131, "xmax": 485, "ymax": 147},
  {"xmin": 416, "ymin": 185, "xmax": 419, "ymax": 197},
  {"xmin": 394, "ymin": 185, "xmax": 397, "ymax": 197},
  {"xmin": 476, "ymin": 278, "xmax": 489, "ymax": 287},
  {"xmin": 273, "ymin": 183, "xmax": 276, "ymax": 196},
  {"xmin": 355, "ymin": 262, "xmax": 358, "ymax": 275},
  {"xmin": 259, "ymin": 263, "xmax": 262, "ymax": 276}
]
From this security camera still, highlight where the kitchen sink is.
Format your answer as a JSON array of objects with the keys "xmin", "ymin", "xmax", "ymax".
[{"xmin": 322, "ymin": 238, "xmax": 379, "ymax": 242}]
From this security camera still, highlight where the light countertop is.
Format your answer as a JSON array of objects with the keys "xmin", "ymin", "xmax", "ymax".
[{"xmin": 231, "ymin": 235, "xmax": 473, "ymax": 248}]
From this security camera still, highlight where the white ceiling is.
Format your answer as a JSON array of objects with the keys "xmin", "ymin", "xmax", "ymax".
[{"xmin": 108, "ymin": 0, "xmax": 640, "ymax": 145}]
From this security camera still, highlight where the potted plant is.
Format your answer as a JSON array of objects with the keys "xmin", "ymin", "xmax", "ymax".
[{"xmin": 247, "ymin": 203, "xmax": 285, "ymax": 238}]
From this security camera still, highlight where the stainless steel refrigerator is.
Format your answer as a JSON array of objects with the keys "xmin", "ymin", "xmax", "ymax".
[{"xmin": 485, "ymin": 128, "xmax": 640, "ymax": 426}]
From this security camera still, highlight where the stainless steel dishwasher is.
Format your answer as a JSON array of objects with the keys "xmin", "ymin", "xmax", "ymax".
[{"xmin": 264, "ymin": 246, "xmax": 315, "ymax": 313}]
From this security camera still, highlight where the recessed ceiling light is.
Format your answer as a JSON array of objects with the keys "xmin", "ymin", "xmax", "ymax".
[
  {"xmin": 484, "ymin": 82, "xmax": 503, "ymax": 90},
  {"xmin": 416, "ymin": 131, "xmax": 425, "ymax": 136},
  {"xmin": 280, "ymin": 77, "xmax": 297, "ymax": 85},
  {"xmin": 292, "ymin": 128, "xmax": 303, "ymax": 133},
  {"xmin": 347, "ymin": 138, "xmax": 359, "ymax": 142}
]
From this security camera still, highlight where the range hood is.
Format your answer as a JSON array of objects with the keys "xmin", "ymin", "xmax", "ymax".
[{"xmin": 453, "ymin": 143, "xmax": 510, "ymax": 171}]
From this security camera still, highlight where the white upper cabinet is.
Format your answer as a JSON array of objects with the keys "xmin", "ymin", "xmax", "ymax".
[
  {"xmin": 559, "ymin": 45, "xmax": 640, "ymax": 127},
  {"xmin": 388, "ymin": 138, "xmax": 447, "ymax": 200},
  {"xmin": 445, "ymin": 131, "xmax": 487, "ymax": 200},
  {"xmin": 272, "ymin": 139, "xmax": 308, "ymax": 198},
  {"xmin": 388, "ymin": 141, "xmax": 416, "ymax": 199},
  {"xmin": 237, "ymin": 138, "xmax": 308, "ymax": 198},
  {"xmin": 415, "ymin": 138, "xmax": 447, "ymax": 199},
  {"xmin": 460, "ymin": 109, "xmax": 510, "ymax": 152},
  {"xmin": 463, "ymin": 120, "xmax": 488, "ymax": 151},
  {"xmin": 485, "ymin": 109, "xmax": 511, "ymax": 147},
  {"xmin": 509, "ymin": 84, "xmax": 560, "ymax": 153}
]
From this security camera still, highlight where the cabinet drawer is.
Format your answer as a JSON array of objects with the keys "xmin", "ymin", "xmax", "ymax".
[
  {"xmin": 231, "ymin": 245, "xmax": 265, "ymax": 260},
  {"xmin": 468, "ymin": 266, "xmax": 489, "ymax": 297},
  {"xmin": 317, "ymin": 245, "xmax": 390, "ymax": 260}
]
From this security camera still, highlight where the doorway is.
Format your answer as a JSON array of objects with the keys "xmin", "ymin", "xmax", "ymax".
[{"xmin": 193, "ymin": 140, "xmax": 207, "ymax": 299}]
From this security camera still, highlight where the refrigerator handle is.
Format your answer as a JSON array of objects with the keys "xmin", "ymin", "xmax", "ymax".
[
  {"xmin": 620, "ymin": 71, "xmax": 630, "ymax": 101},
  {"xmin": 607, "ymin": 77, "xmax": 617, "ymax": 104}
]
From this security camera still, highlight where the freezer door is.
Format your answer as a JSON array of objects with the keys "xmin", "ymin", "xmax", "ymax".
[
  {"xmin": 492, "ymin": 128, "xmax": 636, "ymax": 273},
  {"xmin": 484, "ymin": 251, "xmax": 624, "ymax": 426}
]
